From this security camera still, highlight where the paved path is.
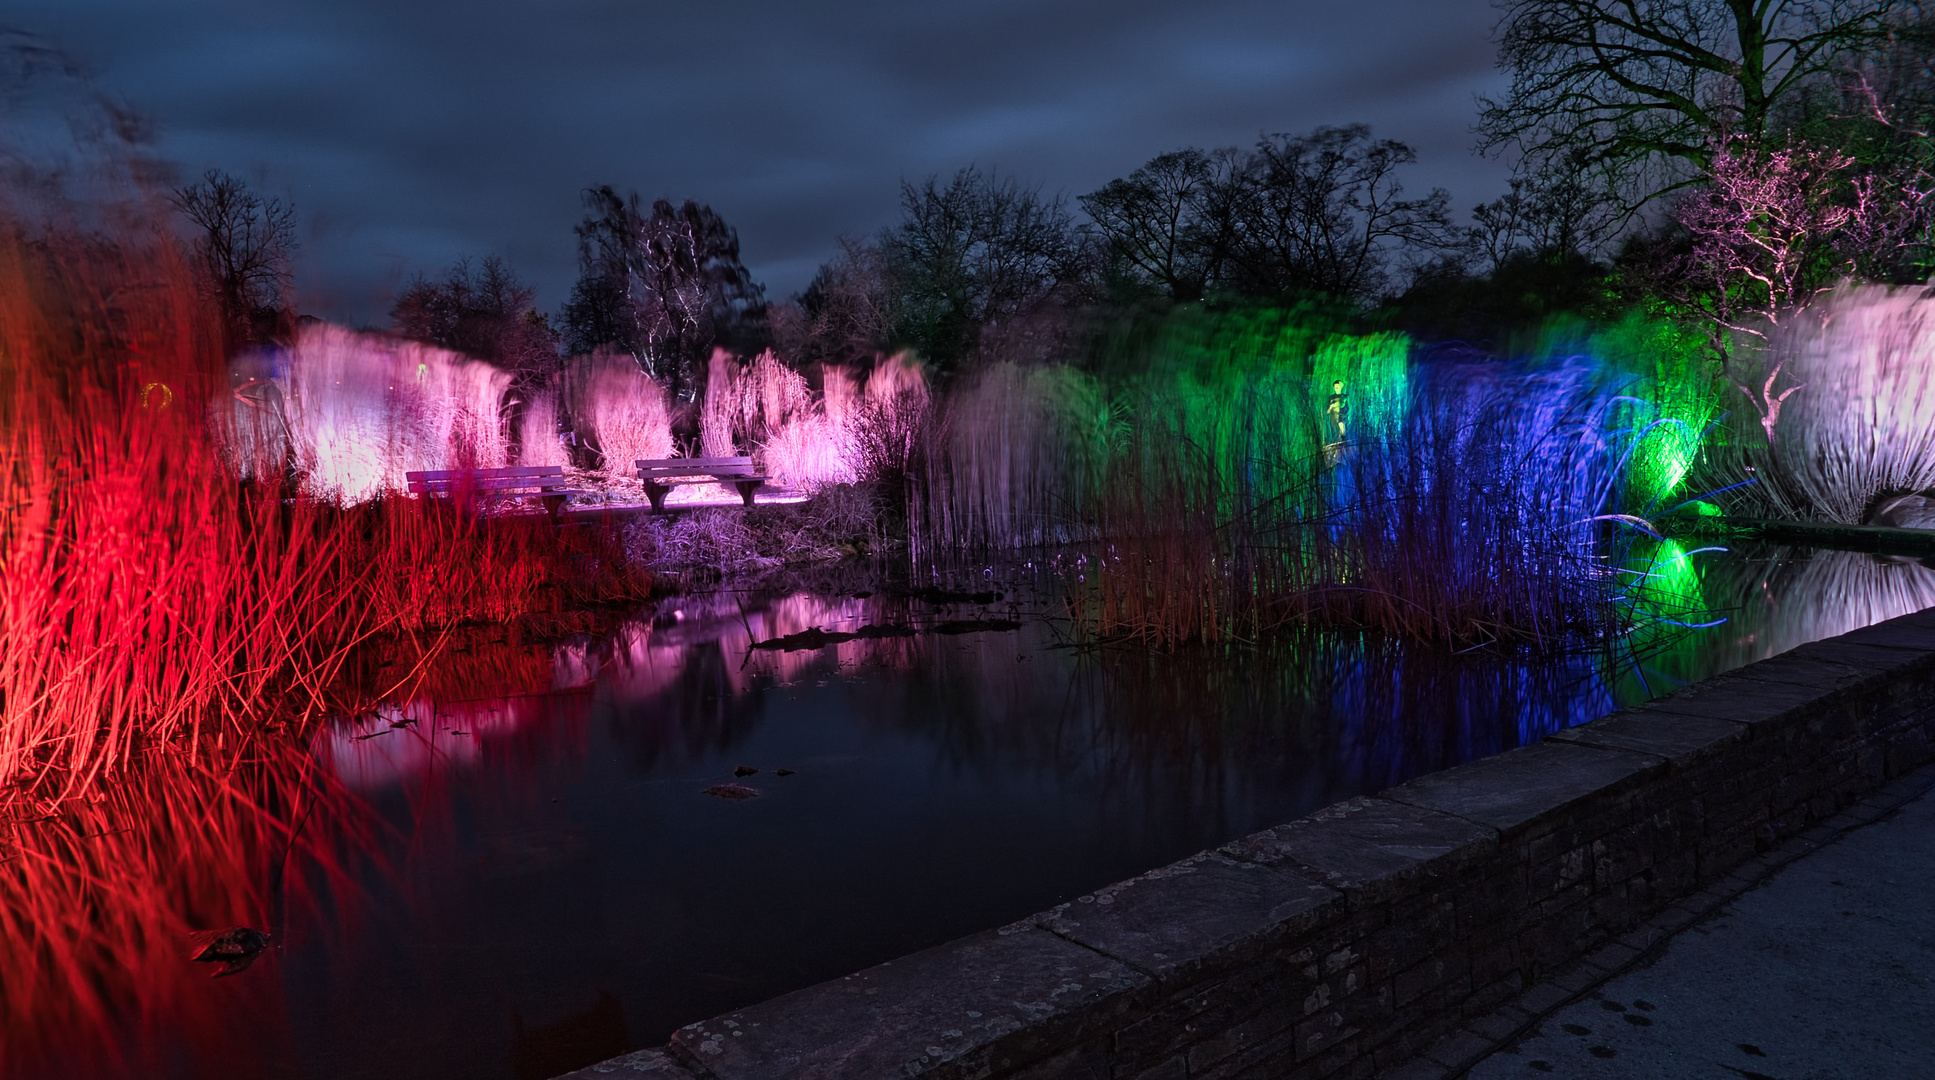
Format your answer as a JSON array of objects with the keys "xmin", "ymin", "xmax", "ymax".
[{"xmin": 1464, "ymin": 776, "xmax": 1935, "ymax": 1080}]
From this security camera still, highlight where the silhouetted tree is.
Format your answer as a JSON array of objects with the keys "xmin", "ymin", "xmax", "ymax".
[
  {"xmin": 170, "ymin": 169, "xmax": 297, "ymax": 346},
  {"xmin": 1220, "ymin": 125, "xmax": 1462, "ymax": 299},
  {"xmin": 1082, "ymin": 127, "xmax": 1457, "ymax": 306},
  {"xmin": 391, "ymin": 256, "xmax": 560, "ymax": 373},
  {"xmin": 560, "ymin": 188, "xmax": 765, "ymax": 398},
  {"xmin": 1478, "ymin": 0, "xmax": 1904, "ymax": 203},
  {"xmin": 1468, "ymin": 157, "xmax": 1623, "ymax": 270},
  {"xmin": 1080, "ymin": 148, "xmax": 1243, "ymax": 302},
  {"xmin": 773, "ymin": 237, "xmax": 894, "ymax": 366},
  {"xmin": 880, "ymin": 166, "xmax": 1087, "ymax": 371}
]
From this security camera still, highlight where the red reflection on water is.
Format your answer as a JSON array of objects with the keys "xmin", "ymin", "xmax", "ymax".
[{"xmin": 0, "ymin": 740, "xmax": 383, "ymax": 1080}]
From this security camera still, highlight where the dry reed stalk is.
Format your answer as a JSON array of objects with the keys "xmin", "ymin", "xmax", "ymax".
[{"xmin": 564, "ymin": 349, "xmax": 673, "ymax": 473}]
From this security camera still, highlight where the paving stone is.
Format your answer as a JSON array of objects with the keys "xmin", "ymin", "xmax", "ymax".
[
  {"xmin": 1465, "ymin": 1007, "xmax": 1530, "ymax": 1044},
  {"xmin": 1378, "ymin": 742, "xmax": 1664, "ymax": 836},
  {"xmin": 1512, "ymin": 980, "xmax": 1576, "ymax": 1017},
  {"xmin": 1585, "ymin": 940, "xmax": 1641, "ymax": 972},
  {"xmin": 1421, "ymin": 1029, "xmax": 1495, "ymax": 1069},
  {"xmin": 1547, "ymin": 708, "xmax": 1747, "ymax": 768},
  {"xmin": 1219, "ymin": 796, "xmax": 1496, "ymax": 903},
  {"xmin": 672, "ymin": 926, "xmax": 1149, "ymax": 1080},
  {"xmin": 1032, "ymin": 853, "xmax": 1342, "ymax": 984}
]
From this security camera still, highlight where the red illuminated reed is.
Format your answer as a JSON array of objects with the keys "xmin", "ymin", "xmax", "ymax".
[{"xmin": 0, "ymin": 185, "xmax": 647, "ymax": 801}]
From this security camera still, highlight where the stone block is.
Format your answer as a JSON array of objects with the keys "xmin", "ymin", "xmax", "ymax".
[
  {"xmin": 1358, "ymin": 902, "xmax": 1453, "ymax": 980},
  {"xmin": 1512, "ymin": 979, "xmax": 1575, "ymax": 1017},
  {"xmin": 1729, "ymin": 651, "xmax": 1884, "ymax": 698},
  {"xmin": 1184, "ymin": 997, "xmax": 1303, "ymax": 1074},
  {"xmin": 1378, "ymin": 741, "xmax": 1664, "ymax": 838},
  {"xmin": 1121, "ymin": 1053, "xmax": 1187, "ymax": 1080},
  {"xmin": 1032, "ymin": 853, "xmax": 1341, "ymax": 986},
  {"xmin": 670, "ymin": 925, "xmax": 1149, "ymax": 1080},
  {"xmin": 1584, "ymin": 938, "xmax": 1641, "ymax": 973},
  {"xmin": 1464, "ymin": 971, "xmax": 1526, "ymax": 1016},
  {"xmin": 1298, "ymin": 1036, "xmax": 1367, "ymax": 1079},
  {"xmin": 1192, "ymin": 1025, "xmax": 1301, "ymax": 1080},
  {"xmin": 1393, "ymin": 957, "xmax": 1462, "ymax": 1008},
  {"xmin": 1548, "ymin": 709, "xmax": 1748, "ymax": 768},
  {"xmin": 1295, "ymin": 1007, "xmax": 1361, "ymax": 1062},
  {"xmin": 1219, "ymin": 796, "xmax": 1497, "ymax": 905},
  {"xmin": 1002, "ymin": 1040, "xmax": 1111, "ymax": 1080},
  {"xmin": 1465, "ymin": 1005, "xmax": 1531, "ymax": 1044},
  {"xmin": 1421, "ymin": 1028, "xmax": 1497, "ymax": 1070}
]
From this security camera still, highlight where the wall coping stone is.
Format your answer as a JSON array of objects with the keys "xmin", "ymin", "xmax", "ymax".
[
  {"xmin": 670, "ymin": 924, "xmax": 1150, "ymax": 1080},
  {"xmin": 1634, "ymin": 669, "xmax": 1838, "ymax": 726},
  {"xmin": 1027, "ymin": 852, "xmax": 1343, "ymax": 987},
  {"xmin": 1545, "ymin": 710, "xmax": 1746, "ymax": 768},
  {"xmin": 1375, "ymin": 741, "xmax": 1665, "ymax": 837},
  {"xmin": 1839, "ymin": 608, "xmax": 1935, "ymax": 650},
  {"xmin": 1217, "ymin": 795, "xmax": 1498, "ymax": 905}
]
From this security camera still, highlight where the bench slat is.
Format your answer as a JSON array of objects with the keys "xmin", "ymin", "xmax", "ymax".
[
  {"xmin": 406, "ymin": 466, "xmax": 564, "ymax": 481},
  {"xmin": 403, "ymin": 464, "xmax": 578, "ymax": 524},
  {"xmin": 638, "ymin": 466, "xmax": 761, "ymax": 479},
  {"xmin": 634, "ymin": 456, "xmax": 769, "ymax": 511},
  {"xmin": 635, "ymin": 456, "xmax": 753, "ymax": 469},
  {"xmin": 408, "ymin": 478, "xmax": 575, "ymax": 493}
]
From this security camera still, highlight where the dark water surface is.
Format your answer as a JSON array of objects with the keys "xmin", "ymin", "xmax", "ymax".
[{"xmin": 24, "ymin": 545, "xmax": 1935, "ymax": 1080}]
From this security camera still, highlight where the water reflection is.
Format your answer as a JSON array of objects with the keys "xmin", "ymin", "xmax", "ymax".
[
  {"xmin": 0, "ymin": 745, "xmax": 381, "ymax": 1080},
  {"xmin": 10, "ymin": 545, "xmax": 1935, "ymax": 1080}
]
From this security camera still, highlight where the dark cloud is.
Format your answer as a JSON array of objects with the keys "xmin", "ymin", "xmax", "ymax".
[{"xmin": 9, "ymin": 0, "xmax": 1512, "ymax": 324}]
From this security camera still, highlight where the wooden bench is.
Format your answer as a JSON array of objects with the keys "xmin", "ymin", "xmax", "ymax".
[
  {"xmin": 635, "ymin": 456, "xmax": 769, "ymax": 512},
  {"xmin": 405, "ymin": 466, "xmax": 581, "ymax": 523}
]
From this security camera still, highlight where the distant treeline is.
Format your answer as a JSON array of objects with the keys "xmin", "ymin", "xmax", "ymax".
[{"xmin": 171, "ymin": 2, "xmax": 1935, "ymax": 383}]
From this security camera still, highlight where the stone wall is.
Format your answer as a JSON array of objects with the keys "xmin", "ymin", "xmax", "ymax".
[{"xmin": 561, "ymin": 608, "xmax": 1935, "ymax": 1080}]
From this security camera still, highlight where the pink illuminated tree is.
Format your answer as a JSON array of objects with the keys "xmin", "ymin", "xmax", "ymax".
[
  {"xmin": 1678, "ymin": 139, "xmax": 1856, "ymax": 333},
  {"xmin": 1679, "ymin": 136, "xmax": 1933, "ymax": 331}
]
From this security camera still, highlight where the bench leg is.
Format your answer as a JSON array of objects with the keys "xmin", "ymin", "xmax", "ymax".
[
  {"xmin": 733, "ymin": 479, "xmax": 763, "ymax": 507},
  {"xmin": 541, "ymin": 493, "xmax": 567, "ymax": 523},
  {"xmin": 644, "ymin": 481, "xmax": 670, "ymax": 513}
]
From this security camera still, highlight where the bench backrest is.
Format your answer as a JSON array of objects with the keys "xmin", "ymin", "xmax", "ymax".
[
  {"xmin": 406, "ymin": 465, "xmax": 568, "ymax": 494},
  {"xmin": 636, "ymin": 455, "xmax": 758, "ymax": 478}
]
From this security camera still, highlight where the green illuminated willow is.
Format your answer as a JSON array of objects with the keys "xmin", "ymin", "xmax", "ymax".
[{"xmin": 916, "ymin": 307, "xmax": 1717, "ymax": 649}]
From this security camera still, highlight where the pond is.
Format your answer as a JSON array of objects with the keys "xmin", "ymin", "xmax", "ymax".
[{"xmin": 12, "ymin": 543, "xmax": 1935, "ymax": 1080}]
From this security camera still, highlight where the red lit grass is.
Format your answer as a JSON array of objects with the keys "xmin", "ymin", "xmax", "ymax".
[
  {"xmin": 0, "ymin": 187, "xmax": 650, "ymax": 1075},
  {"xmin": 0, "ymin": 191, "xmax": 646, "ymax": 799}
]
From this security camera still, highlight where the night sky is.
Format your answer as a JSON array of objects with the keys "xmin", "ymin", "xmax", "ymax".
[{"xmin": 10, "ymin": 0, "xmax": 1514, "ymax": 325}]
